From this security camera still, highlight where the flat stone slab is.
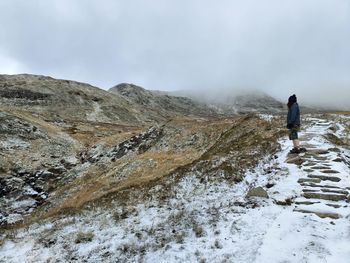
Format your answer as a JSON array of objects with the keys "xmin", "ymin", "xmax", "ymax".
[
  {"xmin": 294, "ymin": 208, "xmax": 341, "ymax": 219},
  {"xmin": 311, "ymin": 156, "xmax": 328, "ymax": 161},
  {"xmin": 321, "ymin": 188, "xmax": 349, "ymax": 195},
  {"xmin": 286, "ymin": 156, "xmax": 304, "ymax": 165},
  {"xmin": 303, "ymin": 162, "xmax": 317, "ymax": 167},
  {"xmin": 326, "ymin": 203, "xmax": 342, "ymax": 208},
  {"xmin": 295, "ymin": 201, "xmax": 320, "ymax": 205},
  {"xmin": 308, "ymin": 175, "xmax": 341, "ymax": 182},
  {"xmin": 302, "ymin": 189, "xmax": 320, "ymax": 193},
  {"xmin": 306, "ymin": 149, "xmax": 330, "ymax": 155},
  {"xmin": 303, "ymin": 169, "xmax": 314, "ymax": 173},
  {"xmin": 312, "ymin": 166, "xmax": 331, "ymax": 170},
  {"xmin": 274, "ymin": 198, "xmax": 293, "ymax": 206},
  {"xmin": 328, "ymin": 147, "xmax": 341, "ymax": 153},
  {"xmin": 298, "ymin": 178, "xmax": 322, "ymax": 184},
  {"xmin": 303, "ymin": 192, "xmax": 347, "ymax": 201},
  {"xmin": 321, "ymin": 169, "xmax": 340, "ymax": 174},
  {"xmin": 316, "ymin": 122, "xmax": 331, "ymax": 125},
  {"xmin": 333, "ymin": 158, "xmax": 343, "ymax": 162},
  {"xmin": 300, "ymin": 183, "xmax": 341, "ymax": 189},
  {"xmin": 300, "ymin": 145, "xmax": 317, "ymax": 150}
]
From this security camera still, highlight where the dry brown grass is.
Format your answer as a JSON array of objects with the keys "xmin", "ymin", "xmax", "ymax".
[
  {"xmin": 49, "ymin": 148, "xmax": 204, "ymax": 215},
  {"xmin": 5, "ymin": 114, "xmax": 283, "ymax": 230},
  {"xmin": 64, "ymin": 121, "xmax": 143, "ymax": 147},
  {"xmin": 21, "ymin": 117, "xmax": 231, "ymax": 221}
]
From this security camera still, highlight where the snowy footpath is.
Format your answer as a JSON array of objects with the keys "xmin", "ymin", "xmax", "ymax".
[
  {"xmin": 0, "ymin": 115, "xmax": 349, "ymax": 263},
  {"xmin": 256, "ymin": 116, "xmax": 350, "ymax": 262}
]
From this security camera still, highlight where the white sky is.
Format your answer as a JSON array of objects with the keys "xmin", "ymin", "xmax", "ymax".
[{"xmin": 0, "ymin": 0, "xmax": 349, "ymax": 108}]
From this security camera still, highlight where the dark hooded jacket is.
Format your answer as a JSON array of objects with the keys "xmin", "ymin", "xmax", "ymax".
[{"xmin": 287, "ymin": 95, "xmax": 300, "ymax": 129}]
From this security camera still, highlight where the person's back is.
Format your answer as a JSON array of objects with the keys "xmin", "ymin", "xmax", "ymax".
[
  {"xmin": 287, "ymin": 100, "xmax": 300, "ymax": 129},
  {"xmin": 286, "ymin": 94, "xmax": 305, "ymax": 154}
]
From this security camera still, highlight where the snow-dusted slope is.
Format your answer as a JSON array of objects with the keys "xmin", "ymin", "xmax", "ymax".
[{"xmin": 0, "ymin": 115, "xmax": 349, "ymax": 262}]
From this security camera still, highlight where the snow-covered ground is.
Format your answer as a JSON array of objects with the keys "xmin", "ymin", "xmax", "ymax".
[{"xmin": 1, "ymin": 115, "xmax": 349, "ymax": 263}]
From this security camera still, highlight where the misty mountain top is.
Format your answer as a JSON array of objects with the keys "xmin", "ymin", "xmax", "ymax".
[
  {"xmin": 0, "ymin": 74, "xmax": 341, "ymax": 117},
  {"xmin": 109, "ymin": 82, "xmax": 219, "ymax": 118},
  {"xmin": 169, "ymin": 88, "xmax": 286, "ymax": 114},
  {"xmin": 0, "ymin": 74, "xmax": 222, "ymax": 125}
]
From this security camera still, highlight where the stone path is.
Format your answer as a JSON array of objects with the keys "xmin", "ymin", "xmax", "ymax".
[{"xmin": 284, "ymin": 118, "xmax": 350, "ymax": 219}]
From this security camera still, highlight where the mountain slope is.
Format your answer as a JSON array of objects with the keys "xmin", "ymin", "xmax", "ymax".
[
  {"xmin": 1, "ymin": 114, "xmax": 349, "ymax": 262},
  {"xmin": 109, "ymin": 83, "xmax": 219, "ymax": 118},
  {"xmin": 0, "ymin": 74, "xmax": 150, "ymax": 125}
]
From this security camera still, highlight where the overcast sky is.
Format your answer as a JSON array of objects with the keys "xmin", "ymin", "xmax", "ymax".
[{"xmin": 0, "ymin": 0, "xmax": 349, "ymax": 108}]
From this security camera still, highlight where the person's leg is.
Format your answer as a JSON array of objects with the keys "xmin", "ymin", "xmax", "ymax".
[
  {"xmin": 289, "ymin": 128, "xmax": 301, "ymax": 153},
  {"xmin": 291, "ymin": 129, "xmax": 307, "ymax": 152},
  {"xmin": 293, "ymin": 139, "xmax": 300, "ymax": 148}
]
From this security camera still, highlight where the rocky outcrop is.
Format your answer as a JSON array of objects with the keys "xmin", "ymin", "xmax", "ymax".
[
  {"xmin": 246, "ymin": 187, "xmax": 269, "ymax": 198},
  {"xmin": 0, "ymin": 89, "xmax": 50, "ymax": 101},
  {"xmin": 79, "ymin": 126, "xmax": 164, "ymax": 163}
]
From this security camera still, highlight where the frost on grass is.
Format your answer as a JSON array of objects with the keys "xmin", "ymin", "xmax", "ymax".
[{"xmin": 1, "ymin": 115, "xmax": 350, "ymax": 263}]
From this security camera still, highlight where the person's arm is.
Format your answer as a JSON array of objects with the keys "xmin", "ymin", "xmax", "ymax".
[{"xmin": 288, "ymin": 105, "xmax": 298, "ymax": 127}]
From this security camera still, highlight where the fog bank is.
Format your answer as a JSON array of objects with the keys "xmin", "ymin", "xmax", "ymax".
[{"xmin": 0, "ymin": 0, "xmax": 349, "ymax": 109}]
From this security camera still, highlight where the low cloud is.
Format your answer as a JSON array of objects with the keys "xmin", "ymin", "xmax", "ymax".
[{"xmin": 0, "ymin": 0, "xmax": 349, "ymax": 109}]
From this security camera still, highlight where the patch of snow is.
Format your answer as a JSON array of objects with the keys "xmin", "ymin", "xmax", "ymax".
[
  {"xmin": 1, "ymin": 116, "xmax": 350, "ymax": 262},
  {"xmin": 258, "ymin": 114, "xmax": 274, "ymax": 122}
]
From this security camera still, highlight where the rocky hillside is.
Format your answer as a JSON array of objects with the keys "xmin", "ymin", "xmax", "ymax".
[
  {"xmin": 0, "ymin": 74, "xmax": 221, "ymax": 228},
  {"xmin": 109, "ymin": 83, "xmax": 218, "ymax": 118},
  {"xmin": 0, "ymin": 112, "xmax": 284, "ymax": 229},
  {"xmin": 0, "ymin": 74, "xmax": 146, "ymax": 125},
  {"xmin": 1, "ymin": 74, "xmax": 348, "ymax": 262},
  {"xmin": 1, "ymin": 112, "xmax": 349, "ymax": 262}
]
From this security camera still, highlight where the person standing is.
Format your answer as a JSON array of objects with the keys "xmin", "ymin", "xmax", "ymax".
[{"xmin": 287, "ymin": 94, "xmax": 305, "ymax": 154}]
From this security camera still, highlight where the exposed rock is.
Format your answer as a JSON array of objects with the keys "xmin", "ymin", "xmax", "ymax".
[
  {"xmin": 326, "ymin": 203, "xmax": 341, "ymax": 208},
  {"xmin": 324, "ymin": 133, "xmax": 346, "ymax": 146},
  {"xmin": 303, "ymin": 192, "xmax": 347, "ymax": 201},
  {"xmin": 312, "ymin": 156, "xmax": 328, "ymax": 161},
  {"xmin": 75, "ymin": 232, "xmax": 94, "ymax": 244},
  {"xmin": 321, "ymin": 169, "xmax": 340, "ymax": 174},
  {"xmin": 303, "ymin": 162, "xmax": 317, "ymax": 167},
  {"xmin": 295, "ymin": 201, "xmax": 320, "ymax": 205},
  {"xmin": 307, "ymin": 175, "xmax": 341, "ymax": 182},
  {"xmin": 0, "ymin": 89, "xmax": 50, "ymax": 101},
  {"xmin": 303, "ymin": 169, "xmax": 314, "ymax": 173},
  {"xmin": 333, "ymin": 158, "xmax": 343, "ymax": 162},
  {"xmin": 320, "ymin": 188, "xmax": 349, "ymax": 195},
  {"xmin": 274, "ymin": 198, "xmax": 293, "ymax": 206},
  {"xmin": 305, "ymin": 149, "xmax": 330, "ymax": 155},
  {"xmin": 80, "ymin": 126, "xmax": 164, "ymax": 163},
  {"xmin": 312, "ymin": 166, "xmax": 331, "ymax": 170},
  {"xmin": 328, "ymin": 147, "xmax": 341, "ymax": 153},
  {"xmin": 298, "ymin": 178, "xmax": 322, "ymax": 184},
  {"xmin": 246, "ymin": 187, "xmax": 269, "ymax": 198},
  {"xmin": 300, "ymin": 183, "xmax": 342, "ymax": 189},
  {"xmin": 294, "ymin": 208, "xmax": 341, "ymax": 219},
  {"xmin": 302, "ymin": 189, "xmax": 319, "ymax": 193},
  {"xmin": 286, "ymin": 156, "xmax": 304, "ymax": 165}
]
